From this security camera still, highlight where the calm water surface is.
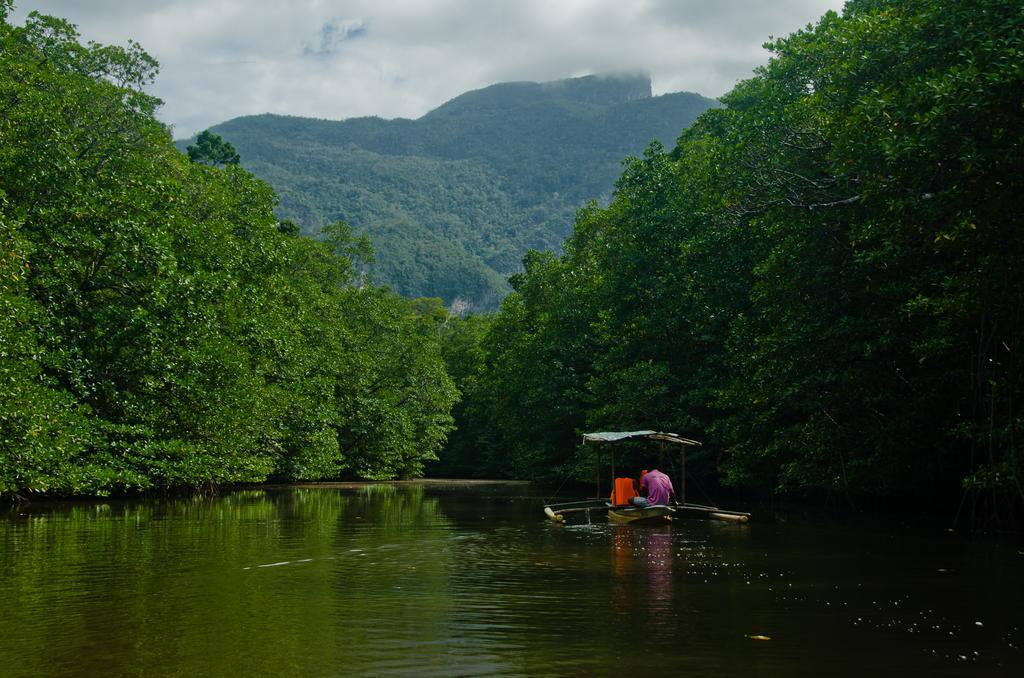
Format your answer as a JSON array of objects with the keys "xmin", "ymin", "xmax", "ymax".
[{"xmin": 1, "ymin": 482, "xmax": 1020, "ymax": 677}]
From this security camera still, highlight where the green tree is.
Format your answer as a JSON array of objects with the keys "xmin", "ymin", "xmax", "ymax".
[
  {"xmin": 446, "ymin": 0, "xmax": 1024, "ymax": 525},
  {"xmin": 1, "ymin": 8, "xmax": 457, "ymax": 497},
  {"xmin": 187, "ymin": 129, "xmax": 240, "ymax": 166}
]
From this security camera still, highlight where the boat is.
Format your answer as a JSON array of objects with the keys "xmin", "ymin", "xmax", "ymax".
[
  {"xmin": 607, "ymin": 504, "xmax": 675, "ymax": 525},
  {"xmin": 542, "ymin": 430, "xmax": 751, "ymax": 524}
]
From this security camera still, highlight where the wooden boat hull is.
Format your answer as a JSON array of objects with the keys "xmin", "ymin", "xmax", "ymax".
[{"xmin": 607, "ymin": 505, "xmax": 674, "ymax": 525}]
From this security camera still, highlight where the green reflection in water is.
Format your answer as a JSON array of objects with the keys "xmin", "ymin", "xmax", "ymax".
[
  {"xmin": 1, "ymin": 486, "xmax": 1022, "ymax": 677},
  {"xmin": 1, "ymin": 487, "xmax": 462, "ymax": 676}
]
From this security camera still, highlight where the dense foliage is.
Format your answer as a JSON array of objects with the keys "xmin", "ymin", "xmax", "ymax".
[
  {"xmin": 0, "ymin": 6, "xmax": 457, "ymax": 497},
  {"xmin": 186, "ymin": 130, "xmax": 240, "ymax": 167},
  {"xmin": 445, "ymin": 0, "xmax": 1024, "ymax": 523},
  {"xmin": 185, "ymin": 77, "xmax": 717, "ymax": 309}
]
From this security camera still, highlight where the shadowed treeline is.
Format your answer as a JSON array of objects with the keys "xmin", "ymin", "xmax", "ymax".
[{"xmin": 437, "ymin": 0, "xmax": 1024, "ymax": 528}]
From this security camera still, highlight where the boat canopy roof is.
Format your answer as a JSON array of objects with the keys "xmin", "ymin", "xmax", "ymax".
[{"xmin": 582, "ymin": 430, "xmax": 701, "ymax": 446}]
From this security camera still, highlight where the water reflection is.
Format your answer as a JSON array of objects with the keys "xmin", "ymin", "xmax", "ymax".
[
  {"xmin": 609, "ymin": 526, "xmax": 675, "ymax": 623},
  {"xmin": 1, "ymin": 485, "xmax": 1021, "ymax": 677},
  {"xmin": 644, "ymin": 528, "xmax": 674, "ymax": 618},
  {"xmin": 611, "ymin": 527, "xmax": 633, "ymax": 620}
]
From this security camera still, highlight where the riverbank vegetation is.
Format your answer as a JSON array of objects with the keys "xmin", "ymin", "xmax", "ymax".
[
  {"xmin": 3, "ymin": 0, "xmax": 1022, "ymax": 527},
  {"xmin": 437, "ymin": 0, "xmax": 1024, "ymax": 525},
  {"xmin": 0, "ymin": 4, "xmax": 457, "ymax": 498}
]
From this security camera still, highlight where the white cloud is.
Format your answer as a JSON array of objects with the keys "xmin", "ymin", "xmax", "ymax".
[{"xmin": 10, "ymin": 0, "xmax": 845, "ymax": 137}]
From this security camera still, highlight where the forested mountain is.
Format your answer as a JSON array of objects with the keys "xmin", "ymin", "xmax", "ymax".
[{"xmin": 186, "ymin": 76, "xmax": 717, "ymax": 308}]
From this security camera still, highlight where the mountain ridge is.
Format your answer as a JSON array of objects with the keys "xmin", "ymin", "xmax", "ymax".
[{"xmin": 184, "ymin": 74, "xmax": 718, "ymax": 308}]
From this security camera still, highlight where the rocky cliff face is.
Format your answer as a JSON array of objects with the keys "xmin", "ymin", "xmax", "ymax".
[
  {"xmin": 426, "ymin": 73, "xmax": 653, "ymax": 118},
  {"xmin": 541, "ymin": 73, "xmax": 652, "ymax": 104}
]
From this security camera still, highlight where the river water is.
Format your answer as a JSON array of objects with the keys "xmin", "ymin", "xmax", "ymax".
[{"xmin": 0, "ymin": 482, "xmax": 1020, "ymax": 677}]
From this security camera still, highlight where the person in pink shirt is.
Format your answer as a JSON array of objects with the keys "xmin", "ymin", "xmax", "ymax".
[{"xmin": 639, "ymin": 468, "xmax": 676, "ymax": 506}]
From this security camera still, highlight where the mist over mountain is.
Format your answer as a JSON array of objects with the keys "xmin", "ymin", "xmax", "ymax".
[{"xmin": 190, "ymin": 74, "xmax": 718, "ymax": 308}]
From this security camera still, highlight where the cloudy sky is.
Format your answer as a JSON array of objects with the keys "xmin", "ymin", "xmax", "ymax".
[{"xmin": 12, "ymin": 0, "xmax": 845, "ymax": 137}]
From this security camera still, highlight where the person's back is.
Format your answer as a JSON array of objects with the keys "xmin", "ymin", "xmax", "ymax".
[
  {"xmin": 641, "ymin": 469, "xmax": 674, "ymax": 506},
  {"xmin": 610, "ymin": 477, "xmax": 638, "ymax": 506}
]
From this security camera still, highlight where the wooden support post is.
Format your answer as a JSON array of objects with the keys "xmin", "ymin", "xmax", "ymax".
[
  {"xmin": 679, "ymin": 446, "xmax": 686, "ymax": 505},
  {"xmin": 595, "ymin": 446, "xmax": 601, "ymax": 499},
  {"xmin": 610, "ymin": 448, "xmax": 616, "ymax": 501}
]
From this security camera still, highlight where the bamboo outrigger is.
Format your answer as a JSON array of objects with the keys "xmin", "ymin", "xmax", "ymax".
[{"xmin": 542, "ymin": 430, "xmax": 751, "ymax": 524}]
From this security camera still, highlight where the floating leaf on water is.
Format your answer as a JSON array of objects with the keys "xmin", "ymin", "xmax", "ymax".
[{"xmin": 748, "ymin": 635, "xmax": 771, "ymax": 641}]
